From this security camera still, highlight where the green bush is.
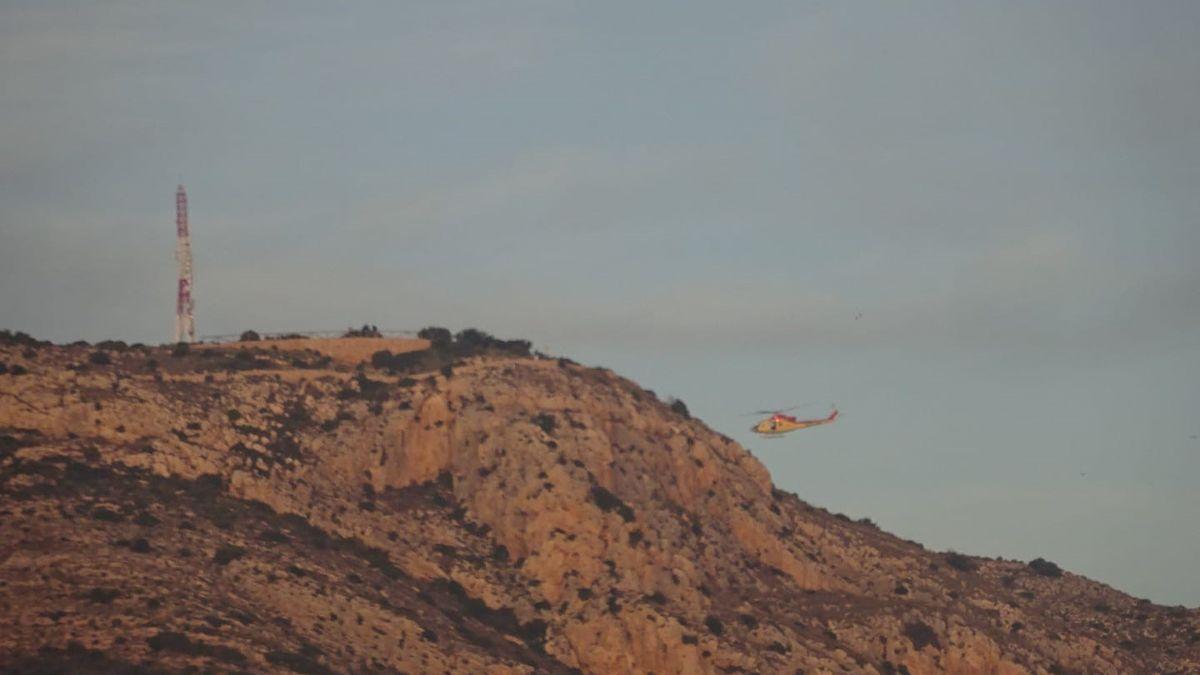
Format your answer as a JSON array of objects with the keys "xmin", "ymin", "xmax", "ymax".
[
  {"xmin": 417, "ymin": 326, "xmax": 452, "ymax": 347},
  {"xmin": 944, "ymin": 551, "xmax": 977, "ymax": 572},
  {"xmin": 668, "ymin": 397, "xmax": 690, "ymax": 419},
  {"xmin": 1028, "ymin": 557, "xmax": 1063, "ymax": 578},
  {"xmin": 343, "ymin": 324, "xmax": 381, "ymax": 338},
  {"xmin": 903, "ymin": 621, "xmax": 940, "ymax": 650}
]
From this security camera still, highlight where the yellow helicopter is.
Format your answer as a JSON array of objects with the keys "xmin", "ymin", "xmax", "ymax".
[{"xmin": 749, "ymin": 405, "xmax": 839, "ymax": 436}]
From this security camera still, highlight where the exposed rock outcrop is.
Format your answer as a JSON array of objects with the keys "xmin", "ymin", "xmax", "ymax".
[{"xmin": 1, "ymin": 333, "xmax": 1196, "ymax": 673}]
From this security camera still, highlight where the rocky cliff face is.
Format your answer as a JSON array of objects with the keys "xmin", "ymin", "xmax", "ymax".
[{"xmin": 1, "ymin": 333, "xmax": 1197, "ymax": 674}]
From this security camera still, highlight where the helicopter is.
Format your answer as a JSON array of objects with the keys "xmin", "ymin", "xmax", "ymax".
[{"xmin": 748, "ymin": 405, "xmax": 838, "ymax": 436}]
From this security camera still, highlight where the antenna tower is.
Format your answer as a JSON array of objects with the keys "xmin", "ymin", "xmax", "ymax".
[{"xmin": 174, "ymin": 185, "xmax": 196, "ymax": 343}]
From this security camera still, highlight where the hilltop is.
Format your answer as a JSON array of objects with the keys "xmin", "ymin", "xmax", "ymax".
[{"xmin": 1, "ymin": 330, "xmax": 1197, "ymax": 674}]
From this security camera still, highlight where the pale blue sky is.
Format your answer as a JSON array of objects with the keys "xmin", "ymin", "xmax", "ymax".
[{"xmin": 2, "ymin": 1, "xmax": 1198, "ymax": 605}]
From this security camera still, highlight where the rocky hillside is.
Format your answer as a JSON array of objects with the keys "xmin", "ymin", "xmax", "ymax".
[{"xmin": 1, "ymin": 331, "xmax": 1197, "ymax": 674}]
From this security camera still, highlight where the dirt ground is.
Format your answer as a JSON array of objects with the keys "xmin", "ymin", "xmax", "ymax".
[{"xmin": 196, "ymin": 337, "xmax": 429, "ymax": 366}]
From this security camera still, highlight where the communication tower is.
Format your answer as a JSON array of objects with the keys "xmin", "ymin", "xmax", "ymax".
[{"xmin": 174, "ymin": 185, "xmax": 195, "ymax": 343}]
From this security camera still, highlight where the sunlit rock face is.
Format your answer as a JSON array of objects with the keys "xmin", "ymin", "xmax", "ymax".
[{"xmin": 2, "ymin": 333, "xmax": 1198, "ymax": 674}]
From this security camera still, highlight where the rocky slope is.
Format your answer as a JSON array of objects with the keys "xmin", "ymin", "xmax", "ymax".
[{"xmin": 1, "ymin": 331, "xmax": 1197, "ymax": 674}]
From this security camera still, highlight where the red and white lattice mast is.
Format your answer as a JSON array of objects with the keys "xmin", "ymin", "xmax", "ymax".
[{"xmin": 174, "ymin": 185, "xmax": 196, "ymax": 343}]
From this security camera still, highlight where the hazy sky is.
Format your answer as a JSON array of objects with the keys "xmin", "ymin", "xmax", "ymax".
[{"xmin": 2, "ymin": 1, "xmax": 1198, "ymax": 605}]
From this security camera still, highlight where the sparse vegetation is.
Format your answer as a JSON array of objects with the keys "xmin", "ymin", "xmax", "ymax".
[
  {"xmin": 212, "ymin": 544, "xmax": 246, "ymax": 566},
  {"xmin": 87, "ymin": 351, "xmax": 112, "ymax": 365},
  {"xmin": 371, "ymin": 348, "xmax": 431, "ymax": 373},
  {"xmin": 944, "ymin": 551, "xmax": 977, "ymax": 572},
  {"xmin": 266, "ymin": 649, "xmax": 332, "ymax": 674},
  {"xmin": 86, "ymin": 588, "xmax": 120, "ymax": 604},
  {"xmin": 148, "ymin": 631, "xmax": 247, "ymax": 665},
  {"xmin": 370, "ymin": 328, "xmax": 532, "ymax": 377},
  {"xmin": 417, "ymin": 326, "xmax": 452, "ymax": 347},
  {"xmin": 0, "ymin": 330, "xmax": 45, "ymax": 347},
  {"xmin": 343, "ymin": 324, "xmax": 382, "ymax": 338},
  {"xmin": 532, "ymin": 413, "xmax": 557, "ymax": 434},
  {"xmin": 1029, "ymin": 557, "xmax": 1063, "ymax": 578},
  {"xmin": 91, "ymin": 506, "xmax": 122, "ymax": 522},
  {"xmin": 704, "ymin": 615, "xmax": 724, "ymax": 636},
  {"xmin": 341, "ymin": 372, "xmax": 390, "ymax": 402},
  {"xmin": 589, "ymin": 485, "xmax": 635, "ymax": 522},
  {"xmin": 903, "ymin": 621, "xmax": 940, "ymax": 650},
  {"xmin": 668, "ymin": 397, "xmax": 690, "ymax": 419},
  {"xmin": 453, "ymin": 328, "xmax": 532, "ymax": 357}
]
